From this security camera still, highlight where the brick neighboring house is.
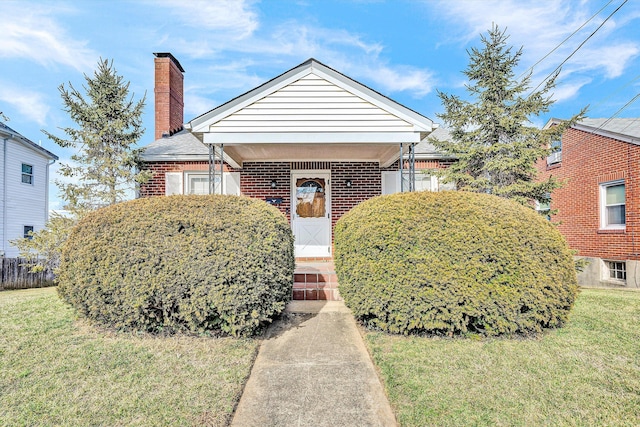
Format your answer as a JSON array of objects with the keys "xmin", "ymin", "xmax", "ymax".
[
  {"xmin": 536, "ymin": 118, "xmax": 640, "ymax": 288},
  {"xmin": 140, "ymin": 53, "xmax": 453, "ymax": 261}
]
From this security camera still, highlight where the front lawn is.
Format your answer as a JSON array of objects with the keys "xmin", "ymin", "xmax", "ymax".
[
  {"xmin": 366, "ymin": 288, "xmax": 640, "ymax": 426},
  {"xmin": 0, "ymin": 288, "xmax": 259, "ymax": 426}
]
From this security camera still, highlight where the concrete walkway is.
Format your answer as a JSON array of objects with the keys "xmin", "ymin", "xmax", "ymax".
[{"xmin": 231, "ymin": 301, "xmax": 397, "ymax": 427}]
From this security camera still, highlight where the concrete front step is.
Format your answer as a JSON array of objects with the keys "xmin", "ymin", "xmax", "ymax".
[{"xmin": 293, "ymin": 260, "xmax": 341, "ymax": 301}]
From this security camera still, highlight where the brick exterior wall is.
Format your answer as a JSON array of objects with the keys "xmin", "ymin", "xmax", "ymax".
[
  {"xmin": 240, "ymin": 162, "xmax": 292, "ymax": 220},
  {"xmin": 536, "ymin": 127, "xmax": 640, "ymax": 262},
  {"xmin": 140, "ymin": 159, "xmax": 452, "ymax": 240},
  {"xmin": 330, "ymin": 162, "xmax": 382, "ymax": 233},
  {"xmin": 154, "ymin": 55, "xmax": 184, "ymax": 139}
]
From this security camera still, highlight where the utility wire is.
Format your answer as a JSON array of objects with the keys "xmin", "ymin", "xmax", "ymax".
[
  {"xmin": 528, "ymin": 0, "xmax": 628, "ymax": 97},
  {"xmin": 589, "ymin": 73, "xmax": 640, "ymax": 112},
  {"xmin": 597, "ymin": 92, "xmax": 640, "ymax": 130},
  {"xmin": 519, "ymin": 0, "xmax": 615, "ymax": 79}
]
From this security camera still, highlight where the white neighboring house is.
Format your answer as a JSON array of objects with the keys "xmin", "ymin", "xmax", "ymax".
[{"xmin": 1, "ymin": 122, "xmax": 58, "ymax": 258}]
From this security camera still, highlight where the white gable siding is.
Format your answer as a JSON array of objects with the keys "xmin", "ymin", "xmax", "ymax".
[
  {"xmin": 210, "ymin": 74, "xmax": 416, "ymax": 134},
  {"xmin": 3, "ymin": 140, "xmax": 50, "ymax": 257}
]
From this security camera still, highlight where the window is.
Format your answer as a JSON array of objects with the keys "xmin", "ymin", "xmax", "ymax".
[
  {"xmin": 536, "ymin": 200, "xmax": 551, "ymax": 220},
  {"xmin": 600, "ymin": 181, "xmax": 625, "ymax": 229},
  {"xmin": 187, "ymin": 174, "xmax": 212, "ymax": 194},
  {"xmin": 21, "ymin": 163, "xmax": 33, "ymax": 184},
  {"xmin": 182, "ymin": 172, "xmax": 241, "ymax": 195},
  {"xmin": 23, "ymin": 225, "xmax": 34, "ymax": 239},
  {"xmin": 546, "ymin": 138, "xmax": 562, "ymax": 165},
  {"xmin": 605, "ymin": 260, "xmax": 626, "ymax": 282},
  {"xmin": 399, "ymin": 171, "xmax": 438, "ymax": 193}
]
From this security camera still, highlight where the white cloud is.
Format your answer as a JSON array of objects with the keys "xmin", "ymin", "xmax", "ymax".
[
  {"xmin": 0, "ymin": 2, "xmax": 96, "ymax": 72},
  {"xmin": 568, "ymin": 43, "xmax": 640, "ymax": 78},
  {"xmin": 551, "ymin": 77, "xmax": 592, "ymax": 103},
  {"xmin": 156, "ymin": 0, "xmax": 259, "ymax": 39},
  {"xmin": 429, "ymin": 0, "xmax": 640, "ymax": 101},
  {"xmin": 359, "ymin": 64, "xmax": 435, "ymax": 97},
  {"xmin": 0, "ymin": 84, "xmax": 50, "ymax": 126},
  {"xmin": 183, "ymin": 93, "xmax": 217, "ymax": 118}
]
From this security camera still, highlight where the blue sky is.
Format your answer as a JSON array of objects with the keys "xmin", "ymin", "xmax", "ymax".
[{"xmin": 1, "ymin": 0, "xmax": 639, "ymax": 210}]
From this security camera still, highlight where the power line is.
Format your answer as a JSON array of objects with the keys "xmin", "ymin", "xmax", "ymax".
[
  {"xmin": 519, "ymin": 0, "xmax": 615, "ymax": 79},
  {"xmin": 528, "ymin": 0, "xmax": 628, "ymax": 97},
  {"xmin": 597, "ymin": 92, "xmax": 640, "ymax": 130},
  {"xmin": 589, "ymin": 73, "xmax": 640, "ymax": 112}
]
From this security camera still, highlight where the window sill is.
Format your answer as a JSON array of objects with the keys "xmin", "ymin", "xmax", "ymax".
[
  {"xmin": 597, "ymin": 228, "xmax": 626, "ymax": 234},
  {"xmin": 546, "ymin": 163, "xmax": 561, "ymax": 170},
  {"xmin": 601, "ymin": 279, "xmax": 627, "ymax": 287}
]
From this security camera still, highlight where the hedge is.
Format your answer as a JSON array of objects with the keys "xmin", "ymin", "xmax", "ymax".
[
  {"xmin": 334, "ymin": 191, "xmax": 578, "ymax": 336},
  {"xmin": 57, "ymin": 195, "xmax": 294, "ymax": 337}
]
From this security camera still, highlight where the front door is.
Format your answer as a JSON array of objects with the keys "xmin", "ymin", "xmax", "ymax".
[{"xmin": 291, "ymin": 171, "xmax": 331, "ymax": 257}]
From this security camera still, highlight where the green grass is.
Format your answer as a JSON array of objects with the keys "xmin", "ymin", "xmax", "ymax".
[
  {"xmin": 366, "ymin": 288, "xmax": 640, "ymax": 427},
  {"xmin": 0, "ymin": 288, "xmax": 259, "ymax": 426}
]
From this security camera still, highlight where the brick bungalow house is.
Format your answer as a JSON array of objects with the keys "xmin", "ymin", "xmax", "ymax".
[
  {"xmin": 140, "ymin": 53, "xmax": 453, "ymax": 262},
  {"xmin": 537, "ymin": 118, "xmax": 640, "ymax": 289}
]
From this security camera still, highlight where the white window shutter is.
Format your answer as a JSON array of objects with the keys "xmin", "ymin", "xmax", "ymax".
[
  {"xmin": 224, "ymin": 172, "xmax": 241, "ymax": 195},
  {"xmin": 165, "ymin": 172, "xmax": 183, "ymax": 195},
  {"xmin": 381, "ymin": 171, "xmax": 400, "ymax": 195}
]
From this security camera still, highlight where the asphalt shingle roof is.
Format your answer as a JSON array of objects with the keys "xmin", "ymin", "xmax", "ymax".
[
  {"xmin": 578, "ymin": 118, "xmax": 640, "ymax": 140},
  {"xmin": 141, "ymin": 130, "xmax": 209, "ymax": 160}
]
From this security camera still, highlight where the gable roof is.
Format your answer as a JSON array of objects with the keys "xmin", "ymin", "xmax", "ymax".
[
  {"xmin": 546, "ymin": 117, "xmax": 640, "ymax": 145},
  {"xmin": 0, "ymin": 122, "xmax": 58, "ymax": 160},
  {"xmin": 187, "ymin": 58, "xmax": 434, "ymax": 140}
]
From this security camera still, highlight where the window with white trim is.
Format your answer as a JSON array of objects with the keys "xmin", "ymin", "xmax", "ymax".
[
  {"xmin": 186, "ymin": 173, "xmax": 211, "ymax": 194},
  {"xmin": 605, "ymin": 260, "xmax": 626, "ymax": 282},
  {"xmin": 535, "ymin": 200, "xmax": 551, "ymax": 220},
  {"xmin": 547, "ymin": 138, "xmax": 562, "ymax": 165},
  {"xmin": 21, "ymin": 163, "xmax": 33, "ymax": 184},
  {"xmin": 600, "ymin": 181, "xmax": 625, "ymax": 229},
  {"xmin": 183, "ymin": 172, "xmax": 241, "ymax": 195}
]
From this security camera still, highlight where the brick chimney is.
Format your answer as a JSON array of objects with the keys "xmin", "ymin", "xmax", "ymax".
[{"xmin": 154, "ymin": 52, "xmax": 185, "ymax": 140}]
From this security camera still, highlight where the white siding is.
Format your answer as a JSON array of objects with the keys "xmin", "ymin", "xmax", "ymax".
[
  {"xmin": 3, "ymin": 140, "xmax": 50, "ymax": 257},
  {"xmin": 210, "ymin": 74, "xmax": 416, "ymax": 133}
]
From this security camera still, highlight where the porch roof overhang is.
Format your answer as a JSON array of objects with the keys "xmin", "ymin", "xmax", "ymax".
[{"xmin": 198, "ymin": 131, "xmax": 421, "ymax": 168}]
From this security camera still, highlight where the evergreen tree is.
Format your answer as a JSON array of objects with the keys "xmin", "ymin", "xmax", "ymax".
[
  {"xmin": 44, "ymin": 58, "xmax": 149, "ymax": 211},
  {"xmin": 12, "ymin": 59, "xmax": 148, "ymax": 272},
  {"xmin": 431, "ymin": 25, "xmax": 585, "ymax": 206}
]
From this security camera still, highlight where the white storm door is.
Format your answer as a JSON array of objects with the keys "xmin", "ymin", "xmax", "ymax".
[{"xmin": 291, "ymin": 171, "xmax": 331, "ymax": 257}]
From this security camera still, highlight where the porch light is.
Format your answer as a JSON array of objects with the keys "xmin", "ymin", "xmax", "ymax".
[
  {"xmin": 270, "ymin": 180, "xmax": 277, "ymax": 188},
  {"xmin": 345, "ymin": 179, "xmax": 352, "ymax": 188}
]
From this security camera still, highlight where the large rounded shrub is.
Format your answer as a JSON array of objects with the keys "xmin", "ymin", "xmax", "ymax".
[
  {"xmin": 334, "ymin": 191, "xmax": 578, "ymax": 336},
  {"xmin": 57, "ymin": 195, "xmax": 294, "ymax": 336}
]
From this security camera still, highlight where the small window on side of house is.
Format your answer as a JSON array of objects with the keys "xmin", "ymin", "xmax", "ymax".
[
  {"xmin": 600, "ymin": 181, "xmax": 625, "ymax": 229},
  {"xmin": 24, "ymin": 225, "xmax": 34, "ymax": 239},
  {"xmin": 547, "ymin": 138, "xmax": 562, "ymax": 165},
  {"xmin": 535, "ymin": 200, "xmax": 551, "ymax": 220},
  {"xmin": 22, "ymin": 163, "xmax": 33, "ymax": 184},
  {"xmin": 605, "ymin": 260, "xmax": 626, "ymax": 282}
]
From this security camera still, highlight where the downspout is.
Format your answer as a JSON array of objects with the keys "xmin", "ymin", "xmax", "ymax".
[
  {"xmin": 45, "ymin": 158, "xmax": 56, "ymax": 223},
  {"xmin": 2, "ymin": 137, "xmax": 7, "ymax": 257}
]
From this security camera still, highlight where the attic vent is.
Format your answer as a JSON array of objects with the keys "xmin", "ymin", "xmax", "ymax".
[{"xmin": 291, "ymin": 162, "xmax": 331, "ymax": 170}]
